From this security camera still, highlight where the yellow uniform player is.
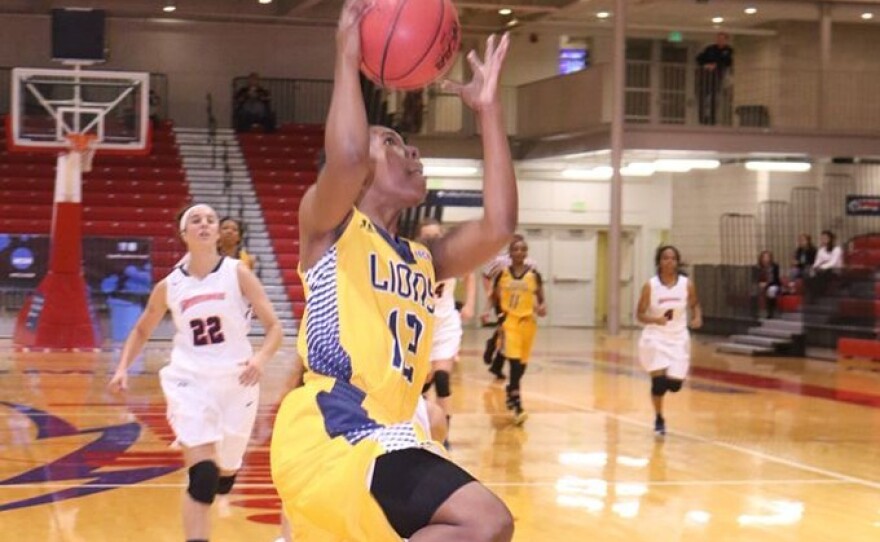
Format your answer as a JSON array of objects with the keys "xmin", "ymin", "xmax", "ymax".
[
  {"xmin": 492, "ymin": 237, "xmax": 546, "ymax": 424},
  {"xmin": 270, "ymin": 1, "xmax": 518, "ymax": 540}
]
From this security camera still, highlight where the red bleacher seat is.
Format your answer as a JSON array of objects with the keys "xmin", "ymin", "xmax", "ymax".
[
  {"xmin": 275, "ymin": 254, "xmax": 299, "ymax": 270},
  {"xmin": 83, "ymin": 193, "xmax": 189, "ymax": 207},
  {"xmin": 0, "ymin": 204, "xmax": 52, "ymax": 219},
  {"xmin": 262, "ymin": 210, "xmax": 299, "ymax": 223},
  {"xmin": 778, "ymin": 295, "xmax": 801, "ymax": 312},
  {"xmin": 838, "ymin": 338, "xmax": 880, "ymax": 361},
  {"xmin": 267, "ymin": 224, "xmax": 299, "ymax": 239},
  {"xmin": 287, "ymin": 286, "xmax": 305, "ymax": 303},
  {"xmin": 0, "ymin": 190, "xmax": 53, "ymax": 204},
  {"xmin": 0, "ymin": 218, "xmax": 51, "ymax": 233}
]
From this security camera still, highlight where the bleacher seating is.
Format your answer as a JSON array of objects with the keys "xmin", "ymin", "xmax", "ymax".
[
  {"xmin": 0, "ymin": 120, "xmax": 189, "ymax": 282},
  {"xmin": 238, "ymin": 123, "xmax": 321, "ymax": 319}
]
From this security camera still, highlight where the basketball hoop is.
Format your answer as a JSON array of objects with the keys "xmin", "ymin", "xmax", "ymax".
[{"xmin": 66, "ymin": 133, "xmax": 98, "ymax": 173}]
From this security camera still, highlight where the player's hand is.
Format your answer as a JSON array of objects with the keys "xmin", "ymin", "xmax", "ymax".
[
  {"xmin": 337, "ymin": 0, "xmax": 373, "ymax": 62},
  {"xmin": 536, "ymin": 304, "xmax": 547, "ymax": 317},
  {"xmin": 108, "ymin": 369, "xmax": 128, "ymax": 393},
  {"xmin": 654, "ymin": 317, "xmax": 668, "ymax": 326},
  {"xmin": 460, "ymin": 304, "xmax": 474, "ymax": 322},
  {"xmin": 442, "ymin": 33, "xmax": 510, "ymax": 112},
  {"xmin": 239, "ymin": 357, "xmax": 265, "ymax": 386},
  {"xmin": 689, "ymin": 315, "xmax": 703, "ymax": 330}
]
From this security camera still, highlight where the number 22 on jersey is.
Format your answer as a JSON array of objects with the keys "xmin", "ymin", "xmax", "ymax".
[{"xmin": 190, "ymin": 316, "xmax": 225, "ymax": 345}]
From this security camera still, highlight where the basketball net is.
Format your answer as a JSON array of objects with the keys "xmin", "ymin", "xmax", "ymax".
[{"xmin": 66, "ymin": 133, "xmax": 98, "ymax": 173}]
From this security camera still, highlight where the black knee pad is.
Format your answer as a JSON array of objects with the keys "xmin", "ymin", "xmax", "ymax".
[
  {"xmin": 666, "ymin": 379, "xmax": 684, "ymax": 393},
  {"xmin": 433, "ymin": 370, "xmax": 451, "ymax": 398},
  {"xmin": 217, "ymin": 474, "xmax": 237, "ymax": 495},
  {"xmin": 187, "ymin": 460, "xmax": 220, "ymax": 505},
  {"xmin": 651, "ymin": 376, "xmax": 668, "ymax": 397}
]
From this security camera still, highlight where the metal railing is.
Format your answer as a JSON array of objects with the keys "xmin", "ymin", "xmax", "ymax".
[
  {"xmin": 232, "ymin": 76, "xmax": 332, "ymax": 127},
  {"xmin": 516, "ymin": 62, "xmax": 880, "ymax": 136}
]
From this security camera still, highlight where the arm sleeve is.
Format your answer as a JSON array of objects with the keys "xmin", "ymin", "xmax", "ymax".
[{"xmin": 829, "ymin": 247, "xmax": 844, "ymax": 268}]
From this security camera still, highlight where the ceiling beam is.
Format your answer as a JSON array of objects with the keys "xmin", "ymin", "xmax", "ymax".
[
  {"xmin": 286, "ymin": 0, "xmax": 331, "ymax": 16},
  {"xmin": 275, "ymin": 0, "xmax": 299, "ymax": 16}
]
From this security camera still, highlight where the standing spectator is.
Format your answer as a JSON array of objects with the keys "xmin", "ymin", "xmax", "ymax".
[
  {"xmin": 812, "ymin": 230, "xmax": 843, "ymax": 272},
  {"xmin": 788, "ymin": 233, "xmax": 817, "ymax": 291},
  {"xmin": 696, "ymin": 32, "xmax": 734, "ymax": 125},
  {"xmin": 754, "ymin": 250, "xmax": 781, "ymax": 319},
  {"xmin": 234, "ymin": 72, "xmax": 276, "ymax": 133}
]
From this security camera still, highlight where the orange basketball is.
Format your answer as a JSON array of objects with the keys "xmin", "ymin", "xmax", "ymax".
[{"xmin": 360, "ymin": 0, "xmax": 461, "ymax": 90}]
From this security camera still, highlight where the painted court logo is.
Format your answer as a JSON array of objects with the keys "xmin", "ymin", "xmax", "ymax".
[{"xmin": 0, "ymin": 402, "xmax": 180, "ymax": 512}]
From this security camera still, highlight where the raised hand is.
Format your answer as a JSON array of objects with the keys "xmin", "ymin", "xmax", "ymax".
[
  {"xmin": 337, "ymin": 0, "xmax": 373, "ymax": 61},
  {"xmin": 442, "ymin": 33, "xmax": 510, "ymax": 112}
]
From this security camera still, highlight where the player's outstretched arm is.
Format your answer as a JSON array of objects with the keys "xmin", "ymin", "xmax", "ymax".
[
  {"xmin": 431, "ymin": 33, "xmax": 517, "ymax": 281},
  {"xmin": 108, "ymin": 281, "xmax": 169, "ymax": 392},
  {"xmin": 688, "ymin": 280, "xmax": 703, "ymax": 329},
  {"xmin": 299, "ymin": 0, "xmax": 373, "ymax": 269},
  {"xmin": 238, "ymin": 264, "xmax": 284, "ymax": 386}
]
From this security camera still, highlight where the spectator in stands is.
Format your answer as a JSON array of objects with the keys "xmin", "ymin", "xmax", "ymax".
[
  {"xmin": 219, "ymin": 216, "xmax": 256, "ymax": 271},
  {"xmin": 234, "ymin": 72, "xmax": 276, "ymax": 133},
  {"xmin": 788, "ymin": 233, "xmax": 816, "ymax": 291},
  {"xmin": 812, "ymin": 230, "xmax": 843, "ymax": 272},
  {"xmin": 696, "ymin": 32, "xmax": 733, "ymax": 125},
  {"xmin": 754, "ymin": 250, "xmax": 781, "ymax": 319}
]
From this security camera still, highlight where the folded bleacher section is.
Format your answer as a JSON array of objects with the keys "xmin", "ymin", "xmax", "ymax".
[{"xmin": 238, "ymin": 124, "xmax": 323, "ymax": 321}]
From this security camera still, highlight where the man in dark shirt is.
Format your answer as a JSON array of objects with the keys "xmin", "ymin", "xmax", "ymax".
[
  {"xmin": 234, "ymin": 72, "xmax": 276, "ymax": 133},
  {"xmin": 696, "ymin": 32, "xmax": 733, "ymax": 125}
]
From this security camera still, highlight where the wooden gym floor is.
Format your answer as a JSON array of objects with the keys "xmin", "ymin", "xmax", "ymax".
[{"xmin": 1, "ymin": 327, "xmax": 879, "ymax": 541}]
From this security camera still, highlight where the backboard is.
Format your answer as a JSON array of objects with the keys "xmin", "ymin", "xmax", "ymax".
[{"xmin": 9, "ymin": 67, "xmax": 150, "ymax": 154}]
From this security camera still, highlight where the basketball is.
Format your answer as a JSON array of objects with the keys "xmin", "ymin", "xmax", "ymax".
[{"xmin": 360, "ymin": 0, "xmax": 461, "ymax": 90}]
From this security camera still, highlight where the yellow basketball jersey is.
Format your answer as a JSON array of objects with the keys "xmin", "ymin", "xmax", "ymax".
[
  {"xmin": 272, "ymin": 209, "xmax": 438, "ymax": 542},
  {"xmin": 299, "ymin": 207, "xmax": 436, "ymax": 426},
  {"xmin": 496, "ymin": 267, "xmax": 542, "ymax": 318}
]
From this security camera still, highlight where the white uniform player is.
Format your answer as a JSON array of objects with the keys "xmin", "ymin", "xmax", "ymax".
[
  {"xmin": 636, "ymin": 245, "xmax": 702, "ymax": 437},
  {"xmin": 109, "ymin": 203, "xmax": 282, "ymax": 541},
  {"xmin": 431, "ymin": 278, "xmax": 462, "ymax": 362},
  {"xmin": 638, "ymin": 274, "xmax": 691, "ymax": 379},
  {"xmin": 161, "ymin": 257, "xmax": 258, "ymax": 470}
]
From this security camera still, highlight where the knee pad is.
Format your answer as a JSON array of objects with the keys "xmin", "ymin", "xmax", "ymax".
[
  {"xmin": 666, "ymin": 379, "xmax": 684, "ymax": 393},
  {"xmin": 433, "ymin": 370, "xmax": 451, "ymax": 398},
  {"xmin": 187, "ymin": 460, "xmax": 220, "ymax": 505},
  {"xmin": 217, "ymin": 473, "xmax": 237, "ymax": 495},
  {"xmin": 651, "ymin": 376, "xmax": 668, "ymax": 397}
]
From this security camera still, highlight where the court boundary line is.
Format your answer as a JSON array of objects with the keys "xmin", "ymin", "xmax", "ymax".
[
  {"xmin": 0, "ymin": 479, "xmax": 855, "ymax": 490},
  {"xmin": 463, "ymin": 374, "xmax": 880, "ymax": 492}
]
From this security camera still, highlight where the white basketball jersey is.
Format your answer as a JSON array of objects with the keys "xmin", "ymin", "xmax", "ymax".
[
  {"xmin": 433, "ymin": 278, "xmax": 458, "ymax": 321},
  {"xmin": 644, "ymin": 275, "xmax": 689, "ymax": 336},
  {"xmin": 166, "ymin": 257, "xmax": 253, "ymax": 375}
]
